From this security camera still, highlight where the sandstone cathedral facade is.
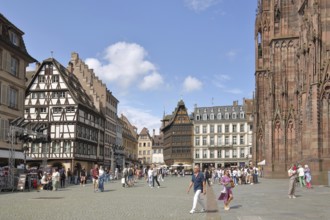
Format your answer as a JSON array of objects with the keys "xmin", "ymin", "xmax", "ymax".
[{"xmin": 253, "ymin": 0, "xmax": 330, "ymax": 184}]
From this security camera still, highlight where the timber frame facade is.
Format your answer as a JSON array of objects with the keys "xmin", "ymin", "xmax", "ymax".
[
  {"xmin": 161, "ymin": 100, "xmax": 193, "ymax": 166},
  {"xmin": 254, "ymin": 0, "xmax": 330, "ymax": 184},
  {"xmin": 24, "ymin": 58, "xmax": 104, "ymax": 171}
]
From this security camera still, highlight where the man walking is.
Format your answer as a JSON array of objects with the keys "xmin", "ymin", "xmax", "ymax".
[{"xmin": 187, "ymin": 165, "xmax": 206, "ymax": 214}]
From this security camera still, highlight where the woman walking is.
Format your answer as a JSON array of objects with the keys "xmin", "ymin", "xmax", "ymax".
[
  {"xmin": 221, "ymin": 169, "xmax": 234, "ymax": 211},
  {"xmin": 304, "ymin": 165, "xmax": 312, "ymax": 189},
  {"xmin": 288, "ymin": 164, "xmax": 297, "ymax": 198},
  {"xmin": 80, "ymin": 167, "xmax": 86, "ymax": 187},
  {"xmin": 98, "ymin": 166, "xmax": 105, "ymax": 192}
]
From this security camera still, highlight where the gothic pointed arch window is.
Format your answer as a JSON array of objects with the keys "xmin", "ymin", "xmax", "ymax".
[{"xmin": 258, "ymin": 30, "xmax": 262, "ymax": 58}]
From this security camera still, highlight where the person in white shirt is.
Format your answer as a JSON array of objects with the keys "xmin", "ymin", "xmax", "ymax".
[
  {"xmin": 98, "ymin": 166, "xmax": 105, "ymax": 192},
  {"xmin": 52, "ymin": 168, "xmax": 60, "ymax": 191},
  {"xmin": 232, "ymin": 169, "xmax": 238, "ymax": 185},
  {"xmin": 148, "ymin": 167, "xmax": 153, "ymax": 187},
  {"xmin": 152, "ymin": 164, "xmax": 160, "ymax": 188},
  {"xmin": 297, "ymin": 165, "xmax": 306, "ymax": 187}
]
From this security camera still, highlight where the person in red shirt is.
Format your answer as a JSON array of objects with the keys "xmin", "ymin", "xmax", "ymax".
[{"xmin": 92, "ymin": 164, "xmax": 99, "ymax": 192}]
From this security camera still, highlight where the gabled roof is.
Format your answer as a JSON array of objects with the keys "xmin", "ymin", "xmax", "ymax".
[
  {"xmin": 26, "ymin": 57, "xmax": 96, "ymax": 110},
  {"xmin": 161, "ymin": 99, "xmax": 190, "ymax": 131},
  {"xmin": 139, "ymin": 127, "xmax": 150, "ymax": 136}
]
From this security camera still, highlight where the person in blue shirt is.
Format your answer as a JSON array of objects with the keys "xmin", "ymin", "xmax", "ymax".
[{"xmin": 187, "ymin": 165, "xmax": 207, "ymax": 214}]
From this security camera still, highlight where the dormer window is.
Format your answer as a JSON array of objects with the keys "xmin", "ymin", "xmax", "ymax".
[
  {"xmin": 232, "ymin": 113, "xmax": 237, "ymax": 119},
  {"xmin": 240, "ymin": 112, "xmax": 245, "ymax": 119},
  {"xmin": 202, "ymin": 113, "xmax": 207, "ymax": 120},
  {"xmin": 9, "ymin": 31, "xmax": 19, "ymax": 46},
  {"xmin": 217, "ymin": 113, "xmax": 222, "ymax": 120}
]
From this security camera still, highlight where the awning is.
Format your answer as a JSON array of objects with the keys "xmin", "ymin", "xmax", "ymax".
[
  {"xmin": 0, "ymin": 149, "xmax": 32, "ymax": 160},
  {"xmin": 257, "ymin": 160, "xmax": 266, "ymax": 166}
]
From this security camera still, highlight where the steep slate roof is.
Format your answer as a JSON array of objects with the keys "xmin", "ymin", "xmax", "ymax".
[
  {"xmin": 139, "ymin": 127, "xmax": 150, "ymax": 136},
  {"xmin": 161, "ymin": 99, "xmax": 189, "ymax": 131},
  {"xmin": 26, "ymin": 58, "xmax": 96, "ymax": 110},
  {"xmin": 0, "ymin": 13, "xmax": 36, "ymax": 63}
]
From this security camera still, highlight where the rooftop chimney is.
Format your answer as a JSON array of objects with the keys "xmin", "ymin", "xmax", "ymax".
[
  {"xmin": 35, "ymin": 62, "xmax": 41, "ymax": 71},
  {"xmin": 68, "ymin": 61, "xmax": 74, "ymax": 74}
]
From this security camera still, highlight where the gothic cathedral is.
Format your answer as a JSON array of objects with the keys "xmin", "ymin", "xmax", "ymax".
[{"xmin": 254, "ymin": 0, "xmax": 330, "ymax": 184}]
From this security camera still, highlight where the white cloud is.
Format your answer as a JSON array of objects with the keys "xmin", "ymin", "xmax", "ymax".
[
  {"xmin": 139, "ymin": 72, "xmax": 164, "ymax": 90},
  {"xmin": 225, "ymin": 89, "xmax": 242, "ymax": 94},
  {"xmin": 212, "ymin": 74, "xmax": 241, "ymax": 94},
  {"xmin": 119, "ymin": 105, "xmax": 161, "ymax": 135},
  {"xmin": 226, "ymin": 49, "xmax": 237, "ymax": 59},
  {"xmin": 184, "ymin": 0, "xmax": 221, "ymax": 12},
  {"xmin": 85, "ymin": 42, "xmax": 164, "ymax": 90},
  {"xmin": 213, "ymin": 74, "xmax": 230, "ymax": 88},
  {"xmin": 215, "ymin": 74, "xmax": 230, "ymax": 81},
  {"xmin": 182, "ymin": 76, "xmax": 203, "ymax": 93}
]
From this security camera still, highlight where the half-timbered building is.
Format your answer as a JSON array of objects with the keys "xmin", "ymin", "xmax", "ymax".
[
  {"xmin": 161, "ymin": 99, "xmax": 193, "ymax": 166},
  {"xmin": 24, "ymin": 58, "xmax": 104, "ymax": 171}
]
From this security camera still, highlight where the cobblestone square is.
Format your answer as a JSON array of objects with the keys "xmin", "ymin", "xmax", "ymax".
[{"xmin": 0, "ymin": 176, "xmax": 329, "ymax": 220}]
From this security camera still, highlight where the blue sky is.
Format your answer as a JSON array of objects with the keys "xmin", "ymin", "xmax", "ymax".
[{"xmin": 2, "ymin": 0, "xmax": 257, "ymax": 134}]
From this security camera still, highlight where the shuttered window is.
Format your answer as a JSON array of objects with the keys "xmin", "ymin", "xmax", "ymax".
[
  {"xmin": 10, "ymin": 56, "xmax": 19, "ymax": 76},
  {"xmin": 0, "ymin": 119, "xmax": 9, "ymax": 141},
  {"xmin": 1, "ymin": 84, "xmax": 7, "ymax": 105},
  {"xmin": 0, "ymin": 49, "xmax": 2, "ymax": 70},
  {"xmin": 8, "ymin": 87, "xmax": 18, "ymax": 109}
]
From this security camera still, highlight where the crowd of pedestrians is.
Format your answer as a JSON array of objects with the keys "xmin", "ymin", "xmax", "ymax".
[
  {"xmin": 203, "ymin": 165, "xmax": 260, "ymax": 187},
  {"xmin": 288, "ymin": 163, "xmax": 313, "ymax": 199}
]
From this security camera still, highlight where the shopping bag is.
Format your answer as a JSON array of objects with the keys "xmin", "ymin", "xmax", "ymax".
[{"xmin": 218, "ymin": 192, "xmax": 226, "ymax": 200}]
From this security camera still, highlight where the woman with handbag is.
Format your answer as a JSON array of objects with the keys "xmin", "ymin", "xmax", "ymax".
[{"xmin": 220, "ymin": 169, "xmax": 234, "ymax": 211}]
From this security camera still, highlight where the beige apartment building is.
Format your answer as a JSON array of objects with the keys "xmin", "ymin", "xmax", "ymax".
[
  {"xmin": 138, "ymin": 127, "xmax": 153, "ymax": 165},
  {"xmin": 120, "ymin": 114, "xmax": 138, "ymax": 167},
  {"xmin": 0, "ymin": 13, "xmax": 35, "ymax": 164}
]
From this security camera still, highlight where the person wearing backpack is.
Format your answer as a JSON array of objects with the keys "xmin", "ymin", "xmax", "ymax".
[{"xmin": 127, "ymin": 166, "xmax": 134, "ymax": 186}]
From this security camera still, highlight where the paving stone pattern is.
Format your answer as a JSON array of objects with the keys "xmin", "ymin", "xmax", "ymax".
[{"xmin": 0, "ymin": 176, "xmax": 329, "ymax": 220}]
